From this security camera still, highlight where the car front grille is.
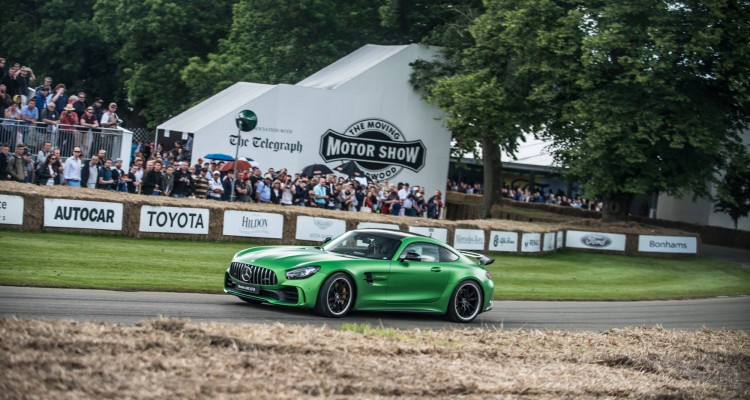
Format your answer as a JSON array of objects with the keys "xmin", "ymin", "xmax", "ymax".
[{"xmin": 230, "ymin": 262, "xmax": 278, "ymax": 285}]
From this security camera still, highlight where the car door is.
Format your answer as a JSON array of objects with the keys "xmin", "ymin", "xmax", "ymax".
[{"xmin": 386, "ymin": 242, "xmax": 452, "ymax": 304}]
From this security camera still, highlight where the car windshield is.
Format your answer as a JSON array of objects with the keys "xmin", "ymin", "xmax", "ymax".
[{"xmin": 322, "ymin": 231, "xmax": 401, "ymax": 260}]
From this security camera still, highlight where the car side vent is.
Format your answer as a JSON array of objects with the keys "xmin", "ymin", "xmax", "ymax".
[{"xmin": 230, "ymin": 262, "xmax": 279, "ymax": 285}]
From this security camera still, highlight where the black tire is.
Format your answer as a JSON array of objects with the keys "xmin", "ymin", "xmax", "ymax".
[
  {"xmin": 315, "ymin": 272, "xmax": 355, "ymax": 318},
  {"xmin": 446, "ymin": 280, "xmax": 483, "ymax": 323}
]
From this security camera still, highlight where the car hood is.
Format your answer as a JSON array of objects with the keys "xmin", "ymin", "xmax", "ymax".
[{"xmin": 235, "ymin": 246, "xmax": 357, "ymax": 269}]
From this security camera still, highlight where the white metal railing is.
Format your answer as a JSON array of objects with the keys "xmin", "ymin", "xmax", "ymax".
[{"xmin": 0, "ymin": 118, "xmax": 125, "ymax": 161}]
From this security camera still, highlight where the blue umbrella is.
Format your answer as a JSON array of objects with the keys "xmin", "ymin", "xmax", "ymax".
[{"xmin": 203, "ymin": 153, "xmax": 235, "ymax": 161}]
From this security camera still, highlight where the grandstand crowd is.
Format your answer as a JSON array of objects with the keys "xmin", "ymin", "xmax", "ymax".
[{"xmin": 0, "ymin": 57, "xmax": 594, "ymax": 217}]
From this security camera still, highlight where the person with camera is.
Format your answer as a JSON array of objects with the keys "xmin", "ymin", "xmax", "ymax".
[{"xmin": 100, "ymin": 102, "xmax": 120, "ymax": 130}]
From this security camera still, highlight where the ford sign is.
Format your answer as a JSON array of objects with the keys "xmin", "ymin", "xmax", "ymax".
[{"xmin": 581, "ymin": 234, "xmax": 612, "ymax": 248}]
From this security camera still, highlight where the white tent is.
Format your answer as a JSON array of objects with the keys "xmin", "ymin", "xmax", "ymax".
[{"xmin": 157, "ymin": 44, "xmax": 450, "ymax": 193}]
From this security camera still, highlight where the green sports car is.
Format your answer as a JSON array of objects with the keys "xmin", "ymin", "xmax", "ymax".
[{"xmin": 224, "ymin": 228, "xmax": 495, "ymax": 322}]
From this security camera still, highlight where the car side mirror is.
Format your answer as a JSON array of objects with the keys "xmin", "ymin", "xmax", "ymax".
[
  {"xmin": 322, "ymin": 236, "xmax": 332, "ymax": 244},
  {"xmin": 400, "ymin": 251, "xmax": 421, "ymax": 262}
]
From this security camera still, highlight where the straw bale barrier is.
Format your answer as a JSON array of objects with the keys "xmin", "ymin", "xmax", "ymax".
[
  {"xmin": 1, "ymin": 318, "xmax": 748, "ymax": 399},
  {"xmin": 0, "ymin": 181, "xmax": 699, "ymax": 256}
]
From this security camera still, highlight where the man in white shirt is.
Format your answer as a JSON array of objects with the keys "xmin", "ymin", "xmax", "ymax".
[
  {"xmin": 63, "ymin": 146, "xmax": 83, "ymax": 187},
  {"xmin": 208, "ymin": 170, "xmax": 224, "ymax": 200},
  {"xmin": 398, "ymin": 182, "xmax": 411, "ymax": 201}
]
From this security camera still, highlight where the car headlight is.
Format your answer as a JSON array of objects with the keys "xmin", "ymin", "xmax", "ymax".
[{"xmin": 285, "ymin": 266, "xmax": 321, "ymax": 280}]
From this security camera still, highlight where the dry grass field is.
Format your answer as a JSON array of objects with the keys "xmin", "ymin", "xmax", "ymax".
[{"xmin": 1, "ymin": 318, "xmax": 748, "ymax": 399}]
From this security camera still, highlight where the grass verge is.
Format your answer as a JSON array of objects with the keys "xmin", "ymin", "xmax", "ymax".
[{"xmin": 1, "ymin": 230, "xmax": 749, "ymax": 301}]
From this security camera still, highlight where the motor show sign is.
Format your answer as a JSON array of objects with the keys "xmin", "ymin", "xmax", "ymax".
[
  {"xmin": 139, "ymin": 206, "xmax": 209, "ymax": 234},
  {"xmin": 223, "ymin": 211, "xmax": 283, "ymax": 239},
  {"xmin": 408, "ymin": 226, "xmax": 448, "ymax": 243},
  {"xmin": 556, "ymin": 231, "xmax": 564, "ymax": 249},
  {"xmin": 521, "ymin": 233, "xmax": 542, "ymax": 253},
  {"xmin": 43, "ymin": 198, "xmax": 123, "ymax": 230},
  {"xmin": 566, "ymin": 230, "xmax": 626, "ymax": 252},
  {"xmin": 296, "ymin": 216, "xmax": 346, "ymax": 241},
  {"xmin": 453, "ymin": 229, "xmax": 485, "ymax": 250},
  {"xmin": 319, "ymin": 118, "xmax": 426, "ymax": 180},
  {"xmin": 489, "ymin": 231, "xmax": 518, "ymax": 252},
  {"xmin": 638, "ymin": 235, "xmax": 698, "ymax": 254},
  {"xmin": 0, "ymin": 194, "xmax": 24, "ymax": 225}
]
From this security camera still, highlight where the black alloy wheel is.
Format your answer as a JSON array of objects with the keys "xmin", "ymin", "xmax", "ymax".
[
  {"xmin": 446, "ymin": 280, "xmax": 482, "ymax": 323},
  {"xmin": 316, "ymin": 272, "xmax": 354, "ymax": 318}
]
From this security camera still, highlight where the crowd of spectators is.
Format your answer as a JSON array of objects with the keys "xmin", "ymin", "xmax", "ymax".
[
  {"xmin": 0, "ymin": 138, "xmax": 445, "ymax": 219},
  {"xmin": 447, "ymin": 178, "xmax": 604, "ymax": 212},
  {"xmin": 1, "ymin": 57, "xmax": 122, "ymax": 151}
]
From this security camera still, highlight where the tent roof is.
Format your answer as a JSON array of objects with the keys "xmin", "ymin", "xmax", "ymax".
[
  {"xmin": 296, "ymin": 44, "xmax": 411, "ymax": 90},
  {"xmin": 158, "ymin": 82, "xmax": 274, "ymax": 133}
]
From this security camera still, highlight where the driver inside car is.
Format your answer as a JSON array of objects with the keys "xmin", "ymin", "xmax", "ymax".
[{"xmin": 367, "ymin": 241, "xmax": 389, "ymax": 259}]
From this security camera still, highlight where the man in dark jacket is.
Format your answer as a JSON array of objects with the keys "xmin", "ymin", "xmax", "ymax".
[
  {"xmin": 80, "ymin": 155, "xmax": 101, "ymax": 189},
  {"xmin": 7, "ymin": 143, "xmax": 27, "ymax": 182},
  {"xmin": 0, "ymin": 143, "xmax": 10, "ymax": 180}
]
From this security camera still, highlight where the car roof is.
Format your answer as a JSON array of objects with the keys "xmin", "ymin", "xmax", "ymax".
[{"xmin": 355, "ymin": 228, "xmax": 436, "ymax": 242}]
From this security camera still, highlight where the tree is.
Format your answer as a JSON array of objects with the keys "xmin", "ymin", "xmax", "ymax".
[
  {"xmin": 521, "ymin": 0, "xmax": 750, "ymax": 221},
  {"xmin": 409, "ymin": 0, "xmax": 571, "ymax": 217},
  {"xmin": 1, "ymin": 0, "xmax": 119, "ymax": 106},
  {"xmin": 714, "ymin": 150, "xmax": 750, "ymax": 229},
  {"xmin": 93, "ymin": 0, "xmax": 234, "ymax": 127},
  {"xmin": 182, "ymin": 0, "xmax": 395, "ymax": 103}
]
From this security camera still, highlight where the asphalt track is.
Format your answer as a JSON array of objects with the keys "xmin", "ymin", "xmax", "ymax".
[{"xmin": 1, "ymin": 286, "xmax": 748, "ymax": 331}]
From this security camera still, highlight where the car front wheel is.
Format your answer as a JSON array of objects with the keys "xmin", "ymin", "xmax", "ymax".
[
  {"xmin": 446, "ymin": 280, "xmax": 483, "ymax": 323},
  {"xmin": 315, "ymin": 272, "xmax": 354, "ymax": 318}
]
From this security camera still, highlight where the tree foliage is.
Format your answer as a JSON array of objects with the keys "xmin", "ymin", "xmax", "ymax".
[
  {"xmin": 410, "ymin": 0, "xmax": 575, "ymax": 217},
  {"xmin": 714, "ymin": 150, "xmax": 750, "ymax": 229},
  {"xmin": 92, "ymin": 0, "xmax": 234, "ymax": 127},
  {"xmin": 1, "ymin": 0, "xmax": 118, "ymax": 103},
  {"xmin": 526, "ymin": 0, "xmax": 750, "ymax": 221},
  {"xmin": 181, "ymin": 0, "xmax": 395, "ymax": 103}
]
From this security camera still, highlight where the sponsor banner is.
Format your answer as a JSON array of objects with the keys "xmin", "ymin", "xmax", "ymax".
[
  {"xmin": 319, "ymin": 119, "xmax": 427, "ymax": 174},
  {"xmin": 521, "ymin": 233, "xmax": 542, "ymax": 253},
  {"xmin": 543, "ymin": 232, "xmax": 556, "ymax": 252},
  {"xmin": 44, "ymin": 198, "xmax": 123, "ymax": 231},
  {"xmin": 408, "ymin": 226, "xmax": 448, "ymax": 243},
  {"xmin": 139, "ymin": 206, "xmax": 209, "ymax": 234},
  {"xmin": 0, "ymin": 195, "xmax": 24, "ymax": 225},
  {"xmin": 489, "ymin": 231, "xmax": 518, "ymax": 252},
  {"xmin": 638, "ymin": 235, "xmax": 698, "ymax": 254},
  {"xmin": 223, "ymin": 211, "xmax": 284, "ymax": 238},
  {"xmin": 296, "ymin": 216, "xmax": 346, "ymax": 242},
  {"xmin": 358, "ymin": 222, "xmax": 400, "ymax": 231},
  {"xmin": 453, "ymin": 229, "xmax": 485, "ymax": 250},
  {"xmin": 556, "ymin": 231, "xmax": 564, "ymax": 249},
  {"xmin": 566, "ymin": 230, "xmax": 626, "ymax": 252}
]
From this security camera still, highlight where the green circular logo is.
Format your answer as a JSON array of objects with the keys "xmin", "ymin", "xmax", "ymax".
[{"xmin": 236, "ymin": 110, "xmax": 258, "ymax": 132}]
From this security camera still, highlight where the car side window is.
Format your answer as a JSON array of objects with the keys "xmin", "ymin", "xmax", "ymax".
[
  {"xmin": 402, "ymin": 242, "xmax": 440, "ymax": 262},
  {"xmin": 438, "ymin": 246, "xmax": 459, "ymax": 262}
]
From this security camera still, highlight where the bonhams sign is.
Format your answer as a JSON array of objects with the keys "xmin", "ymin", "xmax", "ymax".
[{"xmin": 320, "ymin": 119, "xmax": 426, "ymax": 180}]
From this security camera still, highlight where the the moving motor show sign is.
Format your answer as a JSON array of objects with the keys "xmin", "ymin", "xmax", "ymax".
[{"xmin": 320, "ymin": 119, "xmax": 426, "ymax": 180}]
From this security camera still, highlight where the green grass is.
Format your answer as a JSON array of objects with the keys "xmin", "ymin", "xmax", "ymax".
[
  {"xmin": 1, "ymin": 230, "xmax": 749, "ymax": 301},
  {"xmin": 486, "ymin": 251, "xmax": 750, "ymax": 300}
]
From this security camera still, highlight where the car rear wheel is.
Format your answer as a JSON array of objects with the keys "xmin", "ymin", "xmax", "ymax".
[
  {"xmin": 446, "ymin": 280, "xmax": 482, "ymax": 323},
  {"xmin": 315, "ymin": 272, "xmax": 354, "ymax": 318}
]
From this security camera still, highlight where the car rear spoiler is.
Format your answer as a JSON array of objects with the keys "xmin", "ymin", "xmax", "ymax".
[{"xmin": 461, "ymin": 251, "xmax": 495, "ymax": 266}]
